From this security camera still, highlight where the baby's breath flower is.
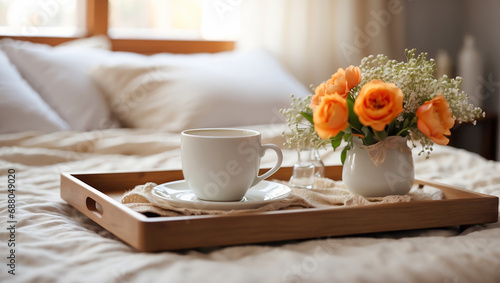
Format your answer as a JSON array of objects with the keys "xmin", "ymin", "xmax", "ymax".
[{"xmin": 280, "ymin": 95, "xmax": 328, "ymax": 150}]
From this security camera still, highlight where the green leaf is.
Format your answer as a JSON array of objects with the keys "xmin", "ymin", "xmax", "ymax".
[
  {"xmin": 350, "ymin": 128, "xmax": 363, "ymax": 135},
  {"xmin": 347, "ymin": 94, "xmax": 356, "ymax": 103},
  {"xmin": 387, "ymin": 119, "xmax": 396, "ymax": 136},
  {"xmin": 341, "ymin": 146, "xmax": 349, "ymax": 165},
  {"xmin": 361, "ymin": 126, "xmax": 378, "ymax": 145},
  {"xmin": 361, "ymin": 126, "xmax": 370, "ymax": 137},
  {"xmin": 331, "ymin": 132, "xmax": 343, "ymax": 150},
  {"xmin": 300, "ymin": 111, "xmax": 314, "ymax": 125},
  {"xmin": 411, "ymin": 116, "xmax": 418, "ymax": 126},
  {"xmin": 343, "ymin": 133, "xmax": 351, "ymax": 142},
  {"xmin": 347, "ymin": 99, "xmax": 362, "ymax": 132},
  {"xmin": 402, "ymin": 117, "xmax": 409, "ymax": 129},
  {"xmin": 374, "ymin": 130, "xmax": 387, "ymax": 140}
]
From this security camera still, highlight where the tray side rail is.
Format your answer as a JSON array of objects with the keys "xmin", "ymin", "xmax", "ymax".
[{"xmin": 60, "ymin": 173, "xmax": 146, "ymax": 248}]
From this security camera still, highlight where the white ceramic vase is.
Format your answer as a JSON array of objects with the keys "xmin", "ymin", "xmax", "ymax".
[{"xmin": 342, "ymin": 137, "xmax": 414, "ymax": 197}]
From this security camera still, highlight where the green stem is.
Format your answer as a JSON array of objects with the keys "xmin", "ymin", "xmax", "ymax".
[
  {"xmin": 395, "ymin": 117, "xmax": 417, "ymax": 136},
  {"xmin": 395, "ymin": 127, "xmax": 410, "ymax": 136},
  {"xmin": 373, "ymin": 130, "xmax": 386, "ymax": 141},
  {"xmin": 348, "ymin": 123, "xmax": 363, "ymax": 135}
]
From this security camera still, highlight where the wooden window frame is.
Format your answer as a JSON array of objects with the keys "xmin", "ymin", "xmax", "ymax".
[{"xmin": 0, "ymin": 0, "xmax": 235, "ymax": 54}]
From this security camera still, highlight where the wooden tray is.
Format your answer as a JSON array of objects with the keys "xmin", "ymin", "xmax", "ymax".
[{"xmin": 60, "ymin": 166, "xmax": 498, "ymax": 252}]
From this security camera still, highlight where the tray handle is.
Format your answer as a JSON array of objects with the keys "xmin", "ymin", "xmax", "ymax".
[
  {"xmin": 85, "ymin": 196, "xmax": 104, "ymax": 218},
  {"xmin": 80, "ymin": 190, "xmax": 130, "ymax": 224},
  {"xmin": 62, "ymin": 175, "xmax": 143, "ymax": 249}
]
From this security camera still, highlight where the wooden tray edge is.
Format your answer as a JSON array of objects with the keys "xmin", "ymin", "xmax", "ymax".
[{"xmin": 60, "ymin": 166, "xmax": 499, "ymax": 251}]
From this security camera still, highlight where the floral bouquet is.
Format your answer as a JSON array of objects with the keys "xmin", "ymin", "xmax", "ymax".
[
  {"xmin": 281, "ymin": 49, "xmax": 485, "ymax": 196},
  {"xmin": 281, "ymin": 49, "xmax": 485, "ymax": 164}
]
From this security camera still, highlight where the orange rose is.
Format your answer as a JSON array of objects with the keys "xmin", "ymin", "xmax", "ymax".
[
  {"xmin": 416, "ymin": 93, "xmax": 455, "ymax": 145},
  {"xmin": 310, "ymin": 82, "xmax": 327, "ymax": 109},
  {"xmin": 325, "ymin": 68, "xmax": 347, "ymax": 96},
  {"xmin": 313, "ymin": 94, "xmax": 348, "ymax": 139},
  {"xmin": 327, "ymin": 66, "xmax": 362, "ymax": 98},
  {"xmin": 354, "ymin": 80, "xmax": 404, "ymax": 132},
  {"xmin": 309, "ymin": 66, "xmax": 361, "ymax": 109}
]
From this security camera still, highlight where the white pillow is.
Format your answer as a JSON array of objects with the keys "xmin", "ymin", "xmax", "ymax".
[
  {"xmin": 0, "ymin": 50, "xmax": 70, "ymax": 134},
  {"xmin": 57, "ymin": 35, "xmax": 112, "ymax": 50},
  {"xmin": 0, "ymin": 39, "xmax": 119, "ymax": 131},
  {"xmin": 89, "ymin": 49, "xmax": 309, "ymax": 132}
]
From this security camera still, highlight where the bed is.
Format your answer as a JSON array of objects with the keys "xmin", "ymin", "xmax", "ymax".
[{"xmin": 1, "ymin": 37, "xmax": 499, "ymax": 283}]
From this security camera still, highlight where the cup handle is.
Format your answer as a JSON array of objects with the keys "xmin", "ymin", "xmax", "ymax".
[{"xmin": 251, "ymin": 144, "xmax": 283, "ymax": 187}]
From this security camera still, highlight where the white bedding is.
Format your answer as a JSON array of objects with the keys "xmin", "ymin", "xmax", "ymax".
[{"xmin": 1, "ymin": 125, "xmax": 499, "ymax": 283}]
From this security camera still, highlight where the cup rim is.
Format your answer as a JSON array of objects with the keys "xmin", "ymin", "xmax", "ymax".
[{"xmin": 181, "ymin": 128, "xmax": 261, "ymax": 138}]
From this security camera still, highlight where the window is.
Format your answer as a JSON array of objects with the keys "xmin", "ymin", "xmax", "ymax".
[
  {"xmin": 108, "ymin": 0, "xmax": 239, "ymax": 40},
  {"xmin": 0, "ymin": 0, "xmax": 86, "ymax": 37},
  {"xmin": 109, "ymin": 0, "xmax": 203, "ymax": 40},
  {"xmin": 0, "ymin": 0, "xmax": 239, "ymax": 41}
]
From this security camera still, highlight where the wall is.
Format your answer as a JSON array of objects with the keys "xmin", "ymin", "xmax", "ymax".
[
  {"xmin": 463, "ymin": 0, "xmax": 500, "ymax": 160},
  {"xmin": 405, "ymin": 0, "xmax": 500, "ymax": 160}
]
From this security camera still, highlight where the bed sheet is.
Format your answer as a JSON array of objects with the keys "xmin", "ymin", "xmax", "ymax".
[{"xmin": 0, "ymin": 125, "xmax": 499, "ymax": 283}]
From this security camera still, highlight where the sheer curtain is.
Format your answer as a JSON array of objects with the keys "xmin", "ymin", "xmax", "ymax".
[{"xmin": 237, "ymin": 0, "xmax": 406, "ymax": 87}]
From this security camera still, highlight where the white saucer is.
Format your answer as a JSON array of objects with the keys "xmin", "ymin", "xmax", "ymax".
[{"xmin": 152, "ymin": 180, "xmax": 292, "ymax": 210}]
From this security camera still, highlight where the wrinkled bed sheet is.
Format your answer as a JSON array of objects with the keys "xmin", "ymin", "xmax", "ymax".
[{"xmin": 0, "ymin": 125, "xmax": 499, "ymax": 283}]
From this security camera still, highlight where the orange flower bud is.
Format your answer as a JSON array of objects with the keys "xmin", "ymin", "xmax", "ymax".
[{"xmin": 345, "ymin": 65, "xmax": 362, "ymax": 90}]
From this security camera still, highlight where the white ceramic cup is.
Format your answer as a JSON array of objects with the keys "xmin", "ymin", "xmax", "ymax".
[{"xmin": 181, "ymin": 128, "xmax": 283, "ymax": 202}]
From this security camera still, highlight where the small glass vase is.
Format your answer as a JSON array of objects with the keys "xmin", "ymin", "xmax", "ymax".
[
  {"xmin": 342, "ymin": 136, "xmax": 414, "ymax": 197},
  {"xmin": 290, "ymin": 148, "xmax": 325, "ymax": 189}
]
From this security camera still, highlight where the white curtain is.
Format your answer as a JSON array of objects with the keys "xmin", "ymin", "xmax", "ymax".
[{"xmin": 237, "ymin": 0, "xmax": 406, "ymax": 87}]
